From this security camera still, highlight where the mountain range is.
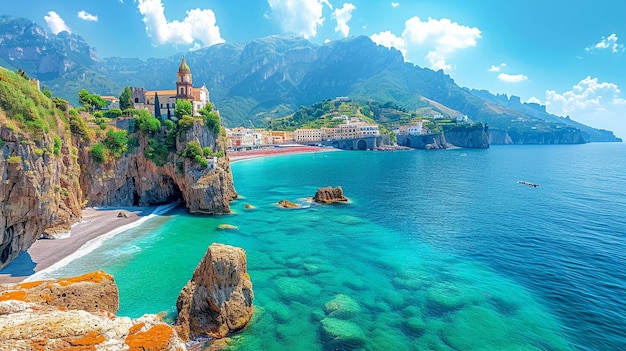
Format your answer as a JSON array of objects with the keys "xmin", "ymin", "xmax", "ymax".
[{"xmin": 0, "ymin": 15, "xmax": 620, "ymax": 142}]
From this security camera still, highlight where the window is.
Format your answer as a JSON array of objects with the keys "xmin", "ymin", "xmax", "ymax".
[{"xmin": 135, "ymin": 98, "xmax": 139, "ymax": 103}]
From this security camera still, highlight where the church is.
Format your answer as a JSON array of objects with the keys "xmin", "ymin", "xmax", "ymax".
[{"xmin": 131, "ymin": 57, "xmax": 210, "ymax": 120}]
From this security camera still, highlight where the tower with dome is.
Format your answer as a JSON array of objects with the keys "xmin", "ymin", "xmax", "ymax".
[{"xmin": 132, "ymin": 56, "xmax": 210, "ymax": 121}]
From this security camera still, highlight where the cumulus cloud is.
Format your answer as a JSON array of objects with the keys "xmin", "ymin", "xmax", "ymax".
[
  {"xmin": 371, "ymin": 16, "xmax": 481, "ymax": 71},
  {"xmin": 545, "ymin": 76, "xmax": 626, "ymax": 137},
  {"xmin": 333, "ymin": 3, "xmax": 356, "ymax": 37},
  {"xmin": 370, "ymin": 31, "xmax": 406, "ymax": 56},
  {"xmin": 78, "ymin": 10, "xmax": 98, "ymax": 22},
  {"xmin": 267, "ymin": 0, "xmax": 332, "ymax": 39},
  {"xmin": 136, "ymin": 0, "xmax": 224, "ymax": 50},
  {"xmin": 391, "ymin": 2, "xmax": 399, "ymax": 7},
  {"xmin": 586, "ymin": 34, "xmax": 625, "ymax": 53},
  {"xmin": 488, "ymin": 63, "xmax": 506, "ymax": 72},
  {"xmin": 44, "ymin": 11, "xmax": 71, "ymax": 34},
  {"xmin": 497, "ymin": 73, "xmax": 528, "ymax": 83}
]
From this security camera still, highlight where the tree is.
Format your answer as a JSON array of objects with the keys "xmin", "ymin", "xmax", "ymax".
[
  {"xmin": 42, "ymin": 86, "xmax": 53, "ymax": 98},
  {"xmin": 119, "ymin": 86, "xmax": 133, "ymax": 111},
  {"xmin": 199, "ymin": 106, "xmax": 221, "ymax": 135},
  {"xmin": 154, "ymin": 92, "xmax": 162, "ymax": 121},
  {"xmin": 175, "ymin": 99, "xmax": 193, "ymax": 119},
  {"xmin": 16, "ymin": 68, "xmax": 29, "ymax": 80},
  {"xmin": 78, "ymin": 89, "xmax": 106, "ymax": 111},
  {"xmin": 135, "ymin": 109, "xmax": 161, "ymax": 133}
]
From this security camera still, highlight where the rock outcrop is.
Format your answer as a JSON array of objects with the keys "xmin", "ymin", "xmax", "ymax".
[
  {"xmin": 0, "ymin": 271, "xmax": 186, "ymax": 350},
  {"xmin": 278, "ymin": 199, "xmax": 300, "ymax": 208},
  {"xmin": 0, "ymin": 271, "xmax": 118, "ymax": 313},
  {"xmin": 0, "ymin": 124, "xmax": 83, "ymax": 269},
  {"xmin": 81, "ymin": 120, "xmax": 237, "ymax": 215},
  {"xmin": 313, "ymin": 186, "xmax": 348, "ymax": 204},
  {"xmin": 176, "ymin": 243, "xmax": 254, "ymax": 341}
]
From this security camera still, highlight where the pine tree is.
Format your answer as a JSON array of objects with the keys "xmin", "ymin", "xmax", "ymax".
[{"xmin": 119, "ymin": 86, "xmax": 133, "ymax": 110}]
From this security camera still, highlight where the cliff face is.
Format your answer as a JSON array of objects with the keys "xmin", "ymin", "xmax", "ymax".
[
  {"xmin": 80, "ymin": 121, "xmax": 236, "ymax": 214},
  {"xmin": 0, "ymin": 125, "xmax": 83, "ymax": 269},
  {"xmin": 396, "ymin": 133, "xmax": 448, "ymax": 150},
  {"xmin": 442, "ymin": 125, "xmax": 489, "ymax": 148},
  {"xmin": 489, "ymin": 128, "xmax": 588, "ymax": 145}
]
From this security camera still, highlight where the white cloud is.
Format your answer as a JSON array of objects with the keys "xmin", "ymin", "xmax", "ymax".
[
  {"xmin": 44, "ymin": 11, "xmax": 71, "ymax": 34},
  {"xmin": 488, "ymin": 63, "xmax": 506, "ymax": 72},
  {"xmin": 391, "ymin": 2, "xmax": 399, "ymax": 7},
  {"xmin": 526, "ymin": 96, "xmax": 541, "ymax": 104},
  {"xmin": 78, "ymin": 10, "xmax": 98, "ymax": 22},
  {"xmin": 545, "ymin": 76, "xmax": 626, "ymax": 138},
  {"xmin": 586, "ymin": 33, "xmax": 625, "ymax": 53},
  {"xmin": 497, "ymin": 73, "xmax": 528, "ymax": 83},
  {"xmin": 371, "ymin": 16, "xmax": 481, "ymax": 71},
  {"xmin": 370, "ymin": 31, "xmax": 406, "ymax": 57},
  {"xmin": 333, "ymin": 3, "xmax": 356, "ymax": 37},
  {"xmin": 136, "ymin": 0, "xmax": 224, "ymax": 50},
  {"xmin": 267, "ymin": 0, "xmax": 332, "ymax": 39}
]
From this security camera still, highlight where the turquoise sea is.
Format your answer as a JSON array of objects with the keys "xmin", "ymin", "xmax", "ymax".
[{"xmin": 32, "ymin": 144, "xmax": 626, "ymax": 350}]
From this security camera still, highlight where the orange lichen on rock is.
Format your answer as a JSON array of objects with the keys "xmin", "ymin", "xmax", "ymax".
[
  {"xmin": 128, "ymin": 322, "xmax": 146, "ymax": 336},
  {"xmin": 126, "ymin": 324, "xmax": 174, "ymax": 351},
  {"xmin": 0, "ymin": 290, "xmax": 28, "ymax": 302},
  {"xmin": 57, "ymin": 270, "xmax": 112, "ymax": 286},
  {"xmin": 70, "ymin": 331, "xmax": 105, "ymax": 346},
  {"xmin": 17, "ymin": 281, "xmax": 44, "ymax": 289}
]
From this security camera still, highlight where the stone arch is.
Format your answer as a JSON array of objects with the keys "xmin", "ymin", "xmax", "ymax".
[
  {"xmin": 357, "ymin": 139, "xmax": 367, "ymax": 150},
  {"xmin": 403, "ymin": 137, "xmax": 411, "ymax": 147}
]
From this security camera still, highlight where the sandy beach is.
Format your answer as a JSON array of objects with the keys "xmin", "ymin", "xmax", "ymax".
[
  {"xmin": 229, "ymin": 145, "xmax": 336, "ymax": 162},
  {"xmin": 0, "ymin": 206, "xmax": 163, "ymax": 284}
]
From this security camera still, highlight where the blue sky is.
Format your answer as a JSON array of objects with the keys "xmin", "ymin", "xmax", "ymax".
[{"xmin": 4, "ymin": 0, "xmax": 626, "ymax": 137}]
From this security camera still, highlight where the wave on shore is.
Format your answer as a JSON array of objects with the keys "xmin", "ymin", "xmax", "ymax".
[{"xmin": 25, "ymin": 203, "xmax": 179, "ymax": 282}]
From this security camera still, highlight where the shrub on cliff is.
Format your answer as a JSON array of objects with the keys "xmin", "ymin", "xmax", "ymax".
[
  {"xmin": 91, "ymin": 143, "xmax": 105, "ymax": 163},
  {"xmin": 103, "ymin": 128, "xmax": 128, "ymax": 158},
  {"xmin": 135, "ymin": 109, "xmax": 161, "ymax": 133}
]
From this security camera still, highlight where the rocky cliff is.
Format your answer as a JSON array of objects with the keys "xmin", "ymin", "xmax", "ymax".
[
  {"xmin": 0, "ymin": 124, "xmax": 83, "ymax": 269},
  {"xmin": 488, "ymin": 127, "xmax": 587, "ymax": 145},
  {"xmin": 80, "ymin": 121, "xmax": 236, "ymax": 214},
  {"xmin": 176, "ymin": 243, "xmax": 254, "ymax": 341},
  {"xmin": 0, "ymin": 271, "xmax": 186, "ymax": 350},
  {"xmin": 442, "ymin": 125, "xmax": 490, "ymax": 148}
]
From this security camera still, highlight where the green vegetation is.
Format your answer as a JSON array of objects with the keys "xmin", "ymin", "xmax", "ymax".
[
  {"xmin": 90, "ymin": 143, "xmax": 105, "ymax": 163},
  {"xmin": 198, "ymin": 103, "xmax": 221, "ymax": 135},
  {"xmin": 119, "ymin": 86, "xmax": 133, "ymax": 111},
  {"xmin": 0, "ymin": 67, "xmax": 58, "ymax": 138},
  {"xmin": 7, "ymin": 155, "xmax": 21, "ymax": 164},
  {"xmin": 144, "ymin": 138, "xmax": 169, "ymax": 166},
  {"xmin": 78, "ymin": 88, "xmax": 107, "ymax": 111},
  {"xmin": 103, "ymin": 108, "xmax": 123, "ymax": 118},
  {"xmin": 175, "ymin": 100, "xmax": 193, "ymax": 119},
  {"xmin": 68, "ymin": 109, "xmax": 91, "ymax": 142},
  {"xmin": 53, "ymin": 136, "xmax": 62, "ymax": 155},
  {"xmin": 134, "ymin": 109, "xmax": 161, "ymax": 133},
  {"xmin": 102, "ymin": 129, "xmax": 128, "ymax": 158}
]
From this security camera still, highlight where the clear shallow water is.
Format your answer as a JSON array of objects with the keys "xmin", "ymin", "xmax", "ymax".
[{"xmin": 40, "ymin": 144, "xmax": 626, "ymax": 350}]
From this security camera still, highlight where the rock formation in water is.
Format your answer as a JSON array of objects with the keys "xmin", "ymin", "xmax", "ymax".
[
  {"xmin": 0, "ymin": 271, "xmax": 186, "ymax": 350},
  {"xmin": 313, "ymin": 186, "xmax": 348, "ymax": 204},
  {"xmin": 278, "ymin": 199, "xmax": 300, "ymax": 208},
  {"xmin": 176, "ymin": 243, "xmax": 254, "ymax": 341}
]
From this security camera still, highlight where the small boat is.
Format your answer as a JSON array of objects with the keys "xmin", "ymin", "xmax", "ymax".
[{"xmin": 517, "ymin": 180, "xmax": 539, "ymax": 187}]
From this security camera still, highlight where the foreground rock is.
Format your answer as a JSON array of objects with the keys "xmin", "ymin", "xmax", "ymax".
[
  {"xmin": 0, "ymin": 271, "xmax": 186, "ymax": 350},
  {"xmin": 176, "ymin": 243, "xmax": 254, "ymax": 341},
  {"xmin": 0, "ymin": 270, "xmax": 118, "ymax": 313},
  {"xmin": 313, "ymin": 186, "xmax": 348, "ymax": 204}
]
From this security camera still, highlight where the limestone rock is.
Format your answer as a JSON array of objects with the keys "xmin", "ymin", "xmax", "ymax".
[
  {"xmin": 324, "ymin": 294, "xmax": 361, "ymax": 319},
  {"xmin": 176, "ymin": 243, "xmax": 254, "ymax": 340},
  {"xmin": 0, "ymin": 271, "xmax": 119, "ymax": 313},
  {"xmin": 313, "ymin": 186, "xmax": 348, "ymax": 204},
  {"xmin": 0, "ymin": 125, "xmax": 82, "ymax": 269},
  {"xmin": 0, "ymin": 301, "xmax": 186, "ymax": 351},
  {"xmin": 278, "ymin": 199, "xmax": 300, "ymax": 208}
]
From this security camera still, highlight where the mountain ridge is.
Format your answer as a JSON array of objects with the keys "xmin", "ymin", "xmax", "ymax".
[{"xmin": 0, "ymin": 15, "xmax": 620, "ymax": 142}]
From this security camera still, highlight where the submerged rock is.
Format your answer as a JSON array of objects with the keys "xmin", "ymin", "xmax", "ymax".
[
  {"xmin": 176, "ymin": 243, "xmax": 254, "ymax": 340},
  {"xmin": 278, "ymin": 199, "xmax": 300, "ymax": 208},
  {"xmin": 217, "ymin": 224, "xmax": 238, "ymax": 231},
  {"xmin": 324, "ymin": 294, "xmax": 361, "ymax": 320},
  {"xmin": 313, "ymin": 186, "xmax": 348, "ymax": 204},
  {"xmin": 319, "ymin": 317, "xmax": 366, "ymax": 349}
]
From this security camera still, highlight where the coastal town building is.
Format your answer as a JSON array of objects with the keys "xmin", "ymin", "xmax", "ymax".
[{"xmin": 131, "ymin": 57, "xmax": 210, "ymax": 120}]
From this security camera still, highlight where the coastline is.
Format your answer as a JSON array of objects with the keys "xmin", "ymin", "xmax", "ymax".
[
  {"xmin": 229, "ymin": 145, "xmax": 338, "ymax": 162},
  {"xmin": 0, "ymin": 203, "xmax": 178, "ymax": 284}
]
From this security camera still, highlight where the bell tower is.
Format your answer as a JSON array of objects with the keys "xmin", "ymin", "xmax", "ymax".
[{"xmin": 176, "ymin": 56, "xmax": 193, "ymax": 100}]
